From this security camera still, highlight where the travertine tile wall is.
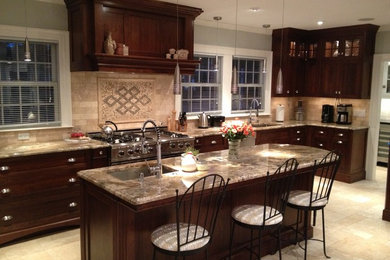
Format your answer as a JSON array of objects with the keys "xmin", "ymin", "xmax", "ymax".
[{"xmin": 271, "ymin": 97, "xmax": 370, "ymax": 125}]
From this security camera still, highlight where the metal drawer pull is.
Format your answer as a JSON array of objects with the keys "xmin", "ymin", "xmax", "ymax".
[
  {"xmin": 1, "ymin": 188, "xmax": 10, "ymax": 194},
  {"xmin": 337, "ymin": 133, "xmax": 344, "ymax": 137},
  {"xmin": 319, "ymin": 143, "xmax": 323, "ymax": 147},
  {"xmin": 337, "ymin": 140, "xmax": 343, "ymax": 144},
  {"xmin": 69, "ymin": 202, "xmax": 78, "ymax": 208},
  {"xmin": 68, "ymin": 158, "xmax": 76, "ymax": 163},
  {"xmin": 296, "ymin": 131, "xmax": 301, "ymax": 134},
  {"xmin": 286, "ymin": 90, "xmax": 290, "ymax": 94},
  {"xmin": 2, "ymin": 215, "xmax": 13, "ymax": 222},
  {"xmin": 99, "ymin": 150, "xmax": 104, "ymax": 155},
  {"xmin": 0, "ymin": 166, "xmax": 9, "ymax": 172},
  {"xmin": 296, "ymin": 138, "xmax": 301, "ymax": 141},
  {"xmin": 319, "ymin": 131, "xmax": 324, "ymax": 134},
  {"xmin": 211, "ymin": 140, "xmax": 217, "ymax": 145},
  {"xmin": 68, "ymin": 178, "xmax": 77, "ymax": 183},
  {"xmin": 196, "ymin": 139, "xmax": 199, "ymax": 143}
]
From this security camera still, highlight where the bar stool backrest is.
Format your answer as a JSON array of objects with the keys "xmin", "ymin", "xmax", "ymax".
[
  {"xmin": 175, "ymin": 174, "xmax": 229, "ymax": 253},
  {"xmin": 309, "ymin": 151, "xmax": 341, "ymax": 208},
  {"xmin": 263, "ymin": 158, "xmax": 299, "ymax": 225}
]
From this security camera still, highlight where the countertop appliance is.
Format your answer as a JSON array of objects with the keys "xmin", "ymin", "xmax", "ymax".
[
  {"xmin": 276, "ymin": 104, "xmax": 285, "ymax": 122},
  {"xmin": 88, "ymin": 127, "xmax": 194, "ymax": 165},
  {"xmin": 321, "ymin": 104, "xmax": 334, "ymax": 123},
  {"xmin": 209, "ymin": 115, "xmax": 225, "ymax": 127},
  {"xmin": 295, "ymin": 100, "xmax": 304, "ymax": 121},
  {"xmin": 336, "ymin": 104, "xmax": 353, "ymax": 124},
  {"xmin": 377, "ymin": 122, "xmax": 390, "ymax": 164},
  {"xmin": 198, "ymin": 112, "xmax": 209, "ymax": 128}
]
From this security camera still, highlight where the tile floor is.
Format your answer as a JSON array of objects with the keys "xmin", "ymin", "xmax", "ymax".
[{"xmin": 0, "ymin": 166, "xmax": 389, "ymax": 260}]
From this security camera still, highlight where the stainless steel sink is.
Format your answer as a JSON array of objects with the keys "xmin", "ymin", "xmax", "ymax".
[
  {"xmin": 251, "ymin": 123, "xmax": 281, "ymax": 127},
  {"xmin": 108, "ymin": 164, "xmax": 177, "ymax": 181}
]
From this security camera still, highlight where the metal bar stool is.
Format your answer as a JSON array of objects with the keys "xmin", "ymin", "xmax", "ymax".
[
  {"xmin": 287, "ymin": 151, "xmax": 341, "ymax": 260},
  {"xmin": 151, "ymin": 174, "xmax": 229, "ymax": 260},
  {"xmin": 229, "ymin": 158, "xmax": 299, "ymax": 260}
]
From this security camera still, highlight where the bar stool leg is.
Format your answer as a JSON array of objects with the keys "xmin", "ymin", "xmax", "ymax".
[
  {"xmin": 322, "ymin": 208, "xmax": 331, "ymax": 258},
  {"xmin": 303, "ymin": 210, "xmax": 309, "ymax": 260},
  {"xmin": 313, "ymin": 210, "xmax": 317, "ymax": 226},
  {"xmin": 250, "ymin": 229, "xmax": 254, "ymax": 260},
  {"xmin": 153, "ymin": 247, "xmax": 156, "ymax": 260},
  {"xmin": 295, "ymin": 209, "xmax": 300, "ymax": 244},
  {"xmin": 258, "ymin": 229, "xmax": 262, "ymax": 260},
  {"xmin": 229, "ymin": 221, "xmax": 236, "ymax": 260},
  {"xmin": 278, "ymin": 226, "xmax": 282, "ymax": 260}
]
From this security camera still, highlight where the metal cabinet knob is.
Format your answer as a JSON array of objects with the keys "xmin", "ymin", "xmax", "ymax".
[
  {"xmin": 211, "ymin": 140, "xmax": 217, "ymax": 145},
  {"xmin": 196, "ymin": 139, "xmax": 200, "ymax": 144},
  {"xmin": 296, "ymin": 131, "xmax": 301, "ymax": 134},
  {"xmin": 287, "ymin": 90, "xmax": 290, "ymax": 94},
  {"xmin": 337, "ymin": 140, "xmax": 343, "ymax": 144},
  {"xmin": 99, "ymin": 150, "xmax": 104, "ymax": 155},
  {"xmin": 296, "ymin": 138, "xmax": 301, "ymax": 141},
  {"xmin": 0, "ymin": 166, "xmax": 9, "ymax": 172},
  {"xmin": 68, "ymin": 178, "xmax": 77, "ymax": 183},
  {"xmin": 319, "ymin": 131, "xmax": 324, "ymax": 134},
  {"xmin": 1, "ymin": 188, "xmax": 10, "ymax": 194},
  {"xmin": 337, "ymin": 133, "xmax": 344, "ymax": 137},
  {"xmin": 2, "ymin": 215, "xmax": 13, "ymax": 222},
  {"xmin": 69, "ymin": 202, "xmax": 78, "ymax": 208},
  {"xmin": 67, "ymin": 158, "xmax": 76, "ymax": 163},
  {"xmin": 295, "ymin": 90, "xmax": 299, "ymax": 94},
  {"xmin": 319, "ymin": 143, "xmax": 323, "ymax": 147}
]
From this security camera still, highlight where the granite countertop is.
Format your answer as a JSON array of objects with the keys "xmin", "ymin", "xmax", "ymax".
[
  {"xmin": 182, "ymin": 120, "xmax": 369, "ymax": 137},
  {"xmin": 0, "ymin": 139, "xmax": 109, "ymax": 159},
  {"xmin": 77, "ymin": 144, "xmax": 330, "ymax": 208}
]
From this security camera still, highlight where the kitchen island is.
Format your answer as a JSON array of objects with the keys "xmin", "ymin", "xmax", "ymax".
[{"xmin": 78, "ymin": 144, "xmax": 330, "ymax": 260}]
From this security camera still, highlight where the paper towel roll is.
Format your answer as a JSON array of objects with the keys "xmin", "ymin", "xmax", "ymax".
[{"xmin": 276, "ymin": 104, "xmax": 285, "ymax": 122}]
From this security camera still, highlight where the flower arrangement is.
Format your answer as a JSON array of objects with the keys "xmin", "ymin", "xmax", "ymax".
[{"xmin": 220, "ymin": 120, "xmax": 255, "ymax": 141}]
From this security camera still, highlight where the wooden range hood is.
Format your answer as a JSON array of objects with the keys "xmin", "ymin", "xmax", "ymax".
[{"xmin": 64, "ymin": 0, "xmax": 203, "ymax": 74}]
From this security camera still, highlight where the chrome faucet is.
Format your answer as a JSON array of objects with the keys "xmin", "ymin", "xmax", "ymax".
[
  {"xmin": 249, "ymin": 99, "xmax": 261, "ymax": 124},
  {"xmin": 141, "ymin": 120, "xmax": 162, "ymax": 179}
]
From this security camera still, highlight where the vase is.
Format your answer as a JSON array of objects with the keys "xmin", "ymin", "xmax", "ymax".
[{"xmin": 228, "ymin": 139, "xmax": 241, "ymax": 160}]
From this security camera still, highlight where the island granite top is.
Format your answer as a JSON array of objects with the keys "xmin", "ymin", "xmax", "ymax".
[{"xmin": 77, "ymin": 144, "xmax": 330, "ymax": 208}]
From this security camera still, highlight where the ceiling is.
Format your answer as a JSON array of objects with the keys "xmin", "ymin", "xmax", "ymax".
[
  {"xmin": 49, "ymin": 0, "xmax": 390, "ymax": 34},
  {"xmin": 160, "ymin": 0, "xmax": 390, "ymax": 34}
]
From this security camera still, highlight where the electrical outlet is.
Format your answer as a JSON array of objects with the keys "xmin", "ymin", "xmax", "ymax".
[
  {"xmin": 354, "ymin": 109, "xmax": 366, "ymax": 118},
  {"xmin": 18, "ymin": 133, "xmax": 30, "ymax": 140}
]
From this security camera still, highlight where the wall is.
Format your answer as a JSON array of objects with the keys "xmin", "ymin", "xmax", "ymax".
[{"xmin": 375, "ymin": 31, "xmax": 390, "ymax": 54}]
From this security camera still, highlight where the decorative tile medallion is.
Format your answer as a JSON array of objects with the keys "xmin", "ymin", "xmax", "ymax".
[{"xmin": 98, "ymin": 78, "xmax": 154, "ymax": 123}]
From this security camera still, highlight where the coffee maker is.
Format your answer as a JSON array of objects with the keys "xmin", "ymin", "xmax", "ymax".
[
  {"xmin": 321, "ymin": 104, "xmax": 334, "ymax": 123},
  {"xmin": 336, "ymin": 104, "xmax": 353, "ymax": 124}
]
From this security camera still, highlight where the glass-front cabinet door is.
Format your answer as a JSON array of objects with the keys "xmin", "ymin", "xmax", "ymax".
[{"xmin": 324, "ymin": 38, "xmax": 361, "ymax": 58}]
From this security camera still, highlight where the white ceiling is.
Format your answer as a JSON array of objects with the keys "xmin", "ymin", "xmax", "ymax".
[{"xmin": 161, "ymin": 0, "xmax": 390, "ymax": 34}]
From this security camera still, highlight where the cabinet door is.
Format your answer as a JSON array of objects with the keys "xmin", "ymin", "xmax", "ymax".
[
  {"xmin": 320, "ymin": 59, "xmax": 340, "ymax": 97},
  {"xmin": 256, "ymin": 128, "xmax": 290, "ymax": 145},
  {"xmin": 304, "ymin": 59, "xmax": 321, "ymax": 97}
]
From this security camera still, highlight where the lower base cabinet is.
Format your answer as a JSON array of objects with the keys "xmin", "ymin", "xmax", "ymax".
[
  {"xmin": 0, "ymin": 147, "xmax": 110, "ymax": 245},
  {"xmin": 256, "ymin": 125, "xmax": 367, "ymax": 183}
]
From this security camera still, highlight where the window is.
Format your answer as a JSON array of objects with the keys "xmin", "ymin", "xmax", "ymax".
[
  {"xmin": 181, "ymin": 55, "xmax": 222, "ymax": 113},
  {"xmin": 0, "ymin": 39, "xmax": 60, "ymax": 129},
  {"xmin": 231, "ymin": 57, "xmax": 265, "ymax": 112}
]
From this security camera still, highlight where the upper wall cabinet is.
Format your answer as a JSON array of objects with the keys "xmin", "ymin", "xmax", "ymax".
[
  {"xmin": 64, "ymin": 0, "xmax": 203, "ymax": 74},
  {"xmin": 271, "ymin": 24, "xmax": 379, "ymax": 99}
]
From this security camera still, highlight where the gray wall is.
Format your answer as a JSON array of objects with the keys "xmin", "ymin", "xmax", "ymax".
[
  {"xmin": 375, "ymin": 31, "xmax": 390, "ymax": 54},
  {"xmin": 0, "ymin": 0, "xmax": 67, "ymax": 31},
  {"xmin": 194, "ymin": 25, "xmax": 272, "ymax": 51}
]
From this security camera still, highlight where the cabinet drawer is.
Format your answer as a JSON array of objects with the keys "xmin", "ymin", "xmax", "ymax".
[
  {"xmin": 195, "ymin": 135, "xmax": 227, "ymax": 153},
  {"xmin": 289, "ymin": 127, "xmax": 307, "ymax": 145},
  {"xmin": 0, "ymin": 163, "xmax": 86, "ymax": 198},
  {"xmin": 333, "ymin": 129, "xmax": 350, "ymax": 141},
  {"xmin": 0, "ymin": 188, "xmax": 80, "ymax": 233},
  {"xmin": 256, "ymin": 128, "xmax": 290, "ymax": 145},
  {"xmin": 312, "ymin": 127, "xmax": 333, "ymax": 139},
  {"xmin": 0, "ymin": 150, "xmax": 88, "ymax": 173}
]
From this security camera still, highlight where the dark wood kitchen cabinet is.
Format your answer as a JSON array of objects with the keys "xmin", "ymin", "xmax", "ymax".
[
  {"xmin": 308, "ymin": 126, "xmax": 367, "ymax": 183},
  {"xmin": 0, "ymin": 147, "xmax": 109, "ymax": 245},
  {"xmin": 271, "ymin": 24, "xmax": 378, "ymax": 99},
  {"xmin": 256, "ymin": 126, "xmax": 307, "ymax": 145},
  {"xmin": 194, "ymin": 134, "xmax": 228, "ymax": 153},
  {"xmin": 64, "ymin": 0, "xmax": 202, "ymax": 74}
]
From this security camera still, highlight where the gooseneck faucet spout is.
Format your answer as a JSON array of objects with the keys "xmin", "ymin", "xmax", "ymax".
[
  {"xmin": 141, "ymin": 120, "xmax": 162, "ymax": 179},
  {"xmin": 249, "ymin": 99, "xmax": 261, "ymax": 124}
]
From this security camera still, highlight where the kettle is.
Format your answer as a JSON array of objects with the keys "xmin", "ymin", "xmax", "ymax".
[
  {"xmin": 198, "ymin": 112, "xmax": 209, "ymax": 128},
  {"xmin": 99, "ymin": 120, "xmax": 118, "ymax": 138}
]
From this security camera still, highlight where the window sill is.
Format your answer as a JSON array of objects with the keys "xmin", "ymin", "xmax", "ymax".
[
  {"xmin": 186, "ymin": 112, "xmax": 271, "ymax": 121},
  {"xmin": 0, "ymin": 126, "xmax": 73, "ymax": 133}
]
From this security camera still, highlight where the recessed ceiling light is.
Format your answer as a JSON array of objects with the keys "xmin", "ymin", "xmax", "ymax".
[
  {"xmin": 249, "ymin": 7, "xmax": 262, "ymax": 13},
  {"xmin": 317, "ymin": 20, "xmax": 324, "ymax": 26},
  {"xmin": 358, "ymin": 17, "xmax": 374, "ymax": 22}
]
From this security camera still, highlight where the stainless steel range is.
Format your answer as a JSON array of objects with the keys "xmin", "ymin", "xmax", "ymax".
[{"xmin": 88, "ymin": 127, "xmax": 194, "ymax": 165}]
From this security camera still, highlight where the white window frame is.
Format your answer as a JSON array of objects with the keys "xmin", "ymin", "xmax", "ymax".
[
  {"xmin": 175, "ymin": 43, "xmax": 272, "ymax": 119},
  {"xmin": 0, "ymin": 24, "xmax": 71, "ymax": 131}
]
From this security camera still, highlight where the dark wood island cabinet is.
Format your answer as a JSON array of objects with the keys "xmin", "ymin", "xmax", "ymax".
[{"xmin": 78, "ymin": 144, "xmax": 330, "ymax": 260}]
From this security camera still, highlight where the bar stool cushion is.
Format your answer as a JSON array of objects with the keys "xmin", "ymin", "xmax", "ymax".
[
  {"xmin": 232, "ymin": 204, "xmax": 283, "ymax": 226},
  {"xmin": 288, "ymin": 190, "xmax": 328, "ymax": 208},
  {"xmin": 151, "ymin": 223, "xmax": 210, "ymax": 252}
]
